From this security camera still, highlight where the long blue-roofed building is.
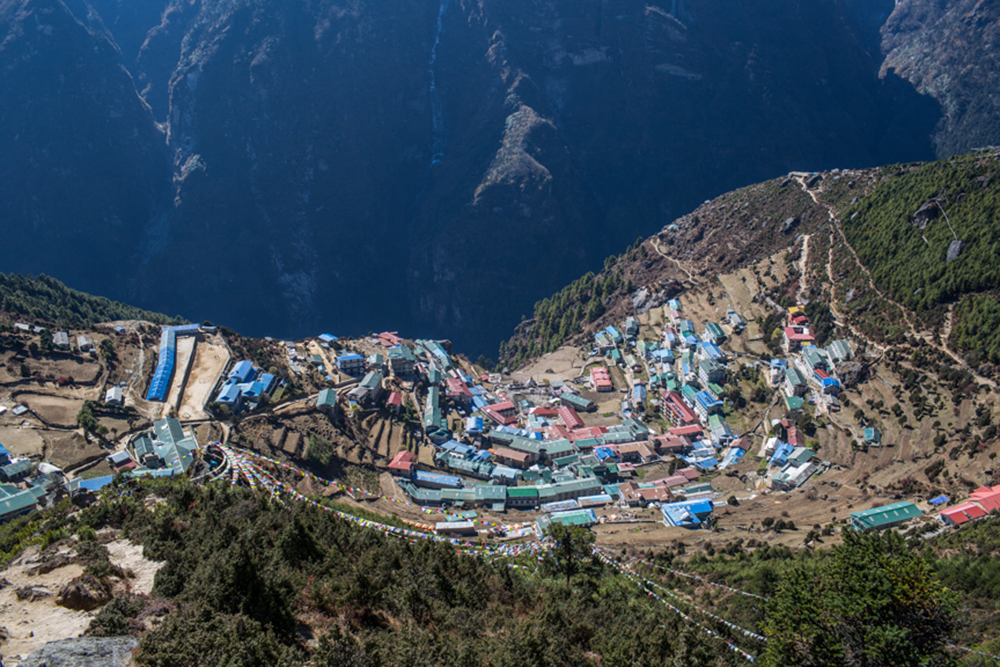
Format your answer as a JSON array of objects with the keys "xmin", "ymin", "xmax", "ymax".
[{"xmin": 146, "ymin": 324, "xmax": 201, "ymax": 402}]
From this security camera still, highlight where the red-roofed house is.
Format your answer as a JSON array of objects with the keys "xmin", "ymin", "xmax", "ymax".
[
  {"xmin": 669, "ymin": 424, "xmax": 704, "ymax": 438},
  {"xmin": 969, "ymin": 485, "xmax": 1000, "ymax": 512},
  {"xmin": 388, "ymin": 450, "xmax": 415, "ymax": 477},
  {"xmin": 567, "ymin": 426, "xmax": 608, "ymax": 442},
  {"xmin": 940, "ymin": 502, "xmax": 987, "ymax": 526},
  {"xmin": 615, "ymin": 441, "xmax": 658, "ymax": 464},
  {"xmin": 378, "ymin": 331, "xmax": 403, "ymax": 347},
  {"xmin": 558, "ymin": 405, "xmax": 585, "ymax": 430},
  {"xmin": 783, "ymin": 326, "xmax": 815, "ymax": 353},
  {"xmin": 530, "ymin": 406, "xmax": 559, "ymax": 417},
  {"xmin": 590, "ymin": 366, "xmax": 613, "ymax": 392},
  {"xmin": 483, "ymin": 401, "xmax": 517, "ymax": 426},
  {"xmin": 619, "ymin": 482, "xmax": 672, "ymax": 506},
  {"xmin": 677, "ymin": 467, "xmax": 701, "ymax": 481},
  {"xmin": 786, "ymin": 426, "xmax": 806, "ymax": 448},
  {"xmin": 651, "ymin": 474, "xmax": 690, "ymax": 489},
  {"xmin": 651, "ymin": 433, "xmax": 691, "ymax": 454},
  {"xmin": 387, "ymin": 392, "xmax": 403, "ymax": 414},
  {"xmin": 545, "ymin": 425, "xmax": 572, "ymax": 441},
  {"xmin": 663, "ymin": 391, "xmax": 698, "ymax": 426},
  {"xmin": 444, "ymin": 377, "xmax": 472, "ymax": 404}
]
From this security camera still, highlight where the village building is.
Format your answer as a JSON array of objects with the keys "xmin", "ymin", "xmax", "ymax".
[
  {"xmin": 105, "ymin": 385, "xmax": 123, "ymax": 405},
  {"xmin": 336, "ymin": 353, "xmax": 366, "ymax": 376},
  {"xmin": 387, "ymin": 346, "xmax": 416, "ymax": 377},
  {"xmin": 782, "ymin": 326, "xmax": 815, "ymax": 353},
  {"xmin": 849, "ymin": 502, "xmax": 923, "ymax": 532}
]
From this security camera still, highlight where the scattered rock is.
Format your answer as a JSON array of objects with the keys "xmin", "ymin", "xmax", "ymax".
[
  {"xmin": 55, "ymin": 575, "xmax": 111, "ymax": 611},
  {"xmin": 29, "ymin": 553, "xmax": 76, "ymax": 576},
  {"xmin": 844, "ymin": 288, "xmax": 856, "ymax": 304},
  {"xmin": 947, "ymin": 239, "xmax": 966, "ymax": 262},
  {"xmin": 805, "ymin": 174, "xmax": 823, "ymax": 188},
  {"xmin": 782, "ymin": 217, "xmax": 800, "ymax": 233},
  {"xmin": 15, "ymin": 585, "xmax": 51, "ymax": 602},
  {"xmin": 21, "ymin": 637, "xmax": 139, "ymax": 667}
]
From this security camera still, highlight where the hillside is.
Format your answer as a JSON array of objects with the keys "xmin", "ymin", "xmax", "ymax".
[
  {"xmin": 503, "ymin": 150, "xmax": 1000, "ymax": 375},
  {"xmin": 0, "ymin": 274, "xmax": 183, "ymax": 329}
]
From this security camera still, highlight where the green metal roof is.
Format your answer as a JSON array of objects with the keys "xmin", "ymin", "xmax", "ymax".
[
  {"xmin": 0, "ymin": 490, "xmax": 38, "ymax": 518},
  {"xmin": 850, "ymin": 502, "xmax": 922, "ymax": 530},
  {"xmin": 786, "ymin": 367, "xmax": 805, "ymax": 386},
  {"xmin": 1, "ymin": 460, "xmax": 32, "ymax": 478},
  {"xmin": 507, "ymin": 486, "xmax": 539, "ymax": 498},
  {"xmin": 317, "ymin": 388, "xmax": 338, "ymax": 407}
]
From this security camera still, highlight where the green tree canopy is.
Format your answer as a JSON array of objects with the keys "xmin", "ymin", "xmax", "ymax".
[{"xmin": 762, "ymin": 530, "xmax": 957, "ymax": 667}]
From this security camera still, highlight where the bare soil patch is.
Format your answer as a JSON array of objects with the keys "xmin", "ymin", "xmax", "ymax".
[
  {"xmin": 177, "ymin": 336, "xmax": 229, "ymax": 421},
  {"xmin": 18, "ymin": 394, "xmax": 85, "ymax": 428}
]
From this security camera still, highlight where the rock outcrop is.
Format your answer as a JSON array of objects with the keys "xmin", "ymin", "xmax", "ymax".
[
  {"xmin": 20, "ymin": 637, "xmax": 138, "ymax": 667},
  {"xmin": 55, "ymin": 575, "xmax": 111, "ymax": 612}
]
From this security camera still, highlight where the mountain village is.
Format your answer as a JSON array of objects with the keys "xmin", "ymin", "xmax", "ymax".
[{"xmin": 1, "ymin": 282, "xmax": 995, "ymax": 545}]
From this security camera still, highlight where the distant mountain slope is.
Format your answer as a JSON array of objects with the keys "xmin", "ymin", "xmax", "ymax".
[
  {"xmin": 2, "ymin": 0, "xmax": 998, "ymax": 354},
  {"xmin": 879, "ymin": 0, "xmax": 1000, "ymax": 157},
  {"xmin": 0, "ymin": 273, "xmax": 182, "ymax": 327}
]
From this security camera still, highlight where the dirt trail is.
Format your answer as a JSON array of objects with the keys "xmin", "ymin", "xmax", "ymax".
[
  {"xmin": 649, "ymin": 238, "xmax": 696, "ymax": 281},
  {"xmin": 792, "ymin": 173, "xmax": 995, "ymax": 387},
  {"xmin": 796, "ymin": 234, "xmax": 811, "ymax": 302}
]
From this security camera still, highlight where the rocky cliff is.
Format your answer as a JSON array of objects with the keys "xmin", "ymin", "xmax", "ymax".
[{"xmin": 0, "ymin": 0, "xmax": 995, "ymax": 354}]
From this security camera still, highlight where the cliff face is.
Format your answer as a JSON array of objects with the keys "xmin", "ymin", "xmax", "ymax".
[
  {"xmin": 878, "ymin": 0, "xmax": 1000, "ymax": 157},
  {"xmin": 0, "ymin": 0, "xmax": 991, "ymax": 354}
]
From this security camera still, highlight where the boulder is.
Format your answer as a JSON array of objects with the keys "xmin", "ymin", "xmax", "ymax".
[
  {"xmin": 55, "ymin": 575, "xmax": 111, "ymax": 611},
  {"xmin": 21, "ymin": 637, "xmax": 138, "ymax": 667},
  {"xmin": 947, "ymin": 239, "xmax": 966, "ymax": 262},
  {"xmin": 782, "ymin": 217, "xmax": 800, "ymax": 233}
]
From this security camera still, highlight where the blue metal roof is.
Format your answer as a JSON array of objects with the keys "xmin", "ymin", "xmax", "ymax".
[
  {"xmin": 413, "ymin": 470, "xmax": 461, "ymax": 487},
  {"xmin": 217, "ymin": 383, "xmax": 241, "ymax": 404},
  {"xmin": 229, "ymin": 360, "xmax": 256, "ymax": 383}
]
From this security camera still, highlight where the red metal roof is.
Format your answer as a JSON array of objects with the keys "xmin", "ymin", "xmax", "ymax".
[
  {"xmin": 387, "ymin": 392, "xmax": 403, "ymax": 407},
  {"xmin": 941, "ymin": 503, "xmax": 986, "ymax": 525},
  {"xmin": 388, "ymin": 450, "xmax": 415, "ymax": 472},
  {"xmin": 567, "ymin": 426, "xmax": 608, "ymax": 442},
  {"xmin": 445, "ymin": 377, "xmax": 472, "ymax": 397},
  {"xmin": 668, "ymin": 424, "xmax": 703, "ymax": 437},
  {"xmin": 969, "ymin": 485, "xmax": 1000, "ymax": 512},
  {"xmin": 558, "ymin": 405, "xmax": 585, "ymax": 430},
  {"xmin": 784, "ymin": 326, "xmax": 815, "ymax": 342}
]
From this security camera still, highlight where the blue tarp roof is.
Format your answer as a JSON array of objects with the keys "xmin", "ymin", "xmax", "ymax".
[
  {"xmin": 928, "ymin": 495, "xmax": 950, "ymax": 506},
  {"xmin": 78, "ymin": 475, "xmax": 115, "ymax": 492}
]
